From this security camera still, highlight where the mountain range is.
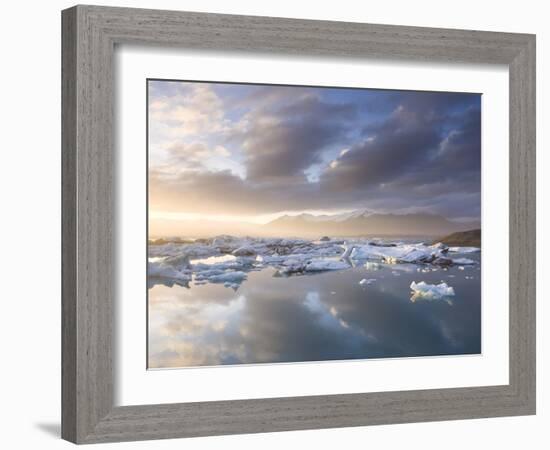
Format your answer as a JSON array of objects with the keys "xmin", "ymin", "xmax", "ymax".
[
  {"xmin": 264, "ymin": 210, "xmax": 479, "ymax": 237},
  {"xmin": 150, "ymin": 209, "xmax": 480, "ymax": 239}
]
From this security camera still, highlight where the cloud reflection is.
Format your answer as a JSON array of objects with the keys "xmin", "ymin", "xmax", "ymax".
[{"xmin": 148, "ymin": 264, "xmax": 480, "ymax": 368}]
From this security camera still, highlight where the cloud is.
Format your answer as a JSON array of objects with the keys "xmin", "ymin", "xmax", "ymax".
[
  {"xmin": 321, "ymin": 107, "xmax": 440, "ymax": 192},
  {"xmin": 236, "ymin": 91, "xmax": 357, "ymax": 182},
  {"xmin": 148, "ymin": 268, "xmax": 478, "ymax": 368},
  {"xmin": 147, "ymin": 82, "xmax": 234, "ymax": 169},
  {"xmin": 149, "ymin": 82, "xmax": 227, "ymax": 137},
  {"xmin": 148, "ymin": 81, "xmax": 481, "ymax": 219},
  {"xmin": 163, "ymin": 142, "xmax": 232, "ymax": 169},
  {"xmin": 316, "ymin": 94, "xmax": 481, "ymax": 216},
  {"xmin": 148, "ymin": 168, "xmax": 320, "ymax": 215}
]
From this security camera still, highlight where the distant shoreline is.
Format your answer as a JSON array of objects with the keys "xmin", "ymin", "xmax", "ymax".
[{"xmin": 434, "ymin": 229, "xmax": 481, "ymax": 247}]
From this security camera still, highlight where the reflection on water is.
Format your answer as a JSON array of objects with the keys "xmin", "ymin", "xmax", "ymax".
[{"xmin": 148, "ymin": 254, "xmax": 481, "ymax": 368}]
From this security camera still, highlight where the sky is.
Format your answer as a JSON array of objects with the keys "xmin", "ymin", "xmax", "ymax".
[{"xmin": 148, "ymin": 80, "xmax": 481, "ymax": 224}]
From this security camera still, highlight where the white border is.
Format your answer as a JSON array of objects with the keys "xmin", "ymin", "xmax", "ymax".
[{"xmin": 114, "ymin": 46, "xmax": 509, "ymax": 406}]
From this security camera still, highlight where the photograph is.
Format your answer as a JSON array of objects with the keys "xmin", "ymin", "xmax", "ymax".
[
  {"xmin": 1, "ymin": 1, "xmax": 541, "ymax": 447},
  {"xmin": 147, "ymin": 80, "xmax": 482, "ymax": 369}
]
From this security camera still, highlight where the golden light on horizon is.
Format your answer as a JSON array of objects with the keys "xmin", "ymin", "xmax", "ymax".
[{"xmin": 149, "ymin": 208, "xmax": 360, "ymax": 226}]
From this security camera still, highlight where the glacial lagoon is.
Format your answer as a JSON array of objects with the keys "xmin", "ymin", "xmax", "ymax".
[{"xmin": 148, "ymin": 236, "xmax": 481, "ymax": 368}]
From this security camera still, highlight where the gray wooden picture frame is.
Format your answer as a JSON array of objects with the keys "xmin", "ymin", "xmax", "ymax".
[{"xmin": 61, "ymin": 4, "xmax": 536, "ymax": 444}]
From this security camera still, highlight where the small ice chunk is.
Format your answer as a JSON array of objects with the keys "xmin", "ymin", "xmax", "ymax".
[
  {"xmin": 433, "ymin": 256, "xmax": 453, "ymax": 266},
  {"xmin": 206, "ymin": 271, "xmax": 248, "ymax": 285},
  {"xmin": 148, "ymin": 261, "xmax": 191, "ymax": 282},
  {"xmin": 359, "ymin": 278, "xmax": 376, "ymax": 285},
  {"xmin": 458, "ymin": 266, "xmax": 465, "ymax": 271},
  {"xmin": 341, "ymin": 245, "xmax": 355, "ymax": 259},
  {"xmin": 410, "ymin": 281, "xmax": 455, "ymax": 301},
  {"xmin": 430, "ymin": 242, "xmax": 449, "ymax": 252},
  {"xmin": 305, "ymin": 259, "xmax": 349, "ymax": 272},
  {"xmin": 232, "ymin": 245, "xmax": 257, "ymax": 257},
  {"xmin": 452, "ymin": 257, "xmax": 476, "ymax": 265},
  {"xmin": 162, "ymin": 254, "xmax": 191, "ymax": 269},
  {"xmin": 278, "ymin": 257, "xmax": 308, "ymax": 275},
  {"xmin": 449, "ymin": 246, "xmax": 480, "ymax": 253}
]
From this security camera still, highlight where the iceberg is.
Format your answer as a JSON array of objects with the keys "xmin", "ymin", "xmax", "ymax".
[
  {"xmin": 449, "ymin": 246, "xmax": 480, "ymax": 253},
  {"xmin": 410, "ymin": 281, "xmax": 455, "ymax": 301},
  {"xmin": 206, "ymin": 271, "xmax": 248, "ymax": 284},
  {"xmin": 232, "ymin": 245, "xmax": 257, "ymax": 257},
  {"xmin": 452, "ymin": 257, "xmax": 477, "ymax": 265},
  {"xmin": 148, "ymin": 260, "xmax": 192, "ymax": 286},
  {"xmin": 304, "ymin": 259, "xmax": 350, "ymax": 272},
  {"xmin": 148, "ymin": 235, "xmax": 479, "ymax": 289},
  {"xmin": 349, "ymin": 243, "xmax": 444, "ymax": 264}
]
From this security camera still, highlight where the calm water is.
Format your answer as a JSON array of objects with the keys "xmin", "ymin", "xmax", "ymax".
[{"xmin": 148, "ymin": 253, "xmax": 481, "ymax": 368}]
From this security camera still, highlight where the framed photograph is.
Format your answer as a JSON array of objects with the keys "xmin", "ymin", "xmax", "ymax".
[{"xmin": 62, "ymin": 5, "xmax": 536, "ymax": 444}]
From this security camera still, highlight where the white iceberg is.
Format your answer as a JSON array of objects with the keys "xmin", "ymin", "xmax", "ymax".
[
  {"xmin": 277, "ymin": 257, "xmax": 308, "ymax": 275},
  {"xmin": 205, "ymin": 271, "xmax": 248, "ymax": 285},
  {"xmin": 148, "ymin": 260, "xmax": 192, "ymax": 284},
  {"xmin": 410, "ymin": 281, "xmax": 455, "ymax": 301},
  {"xmin": 341, "ymin": 244, "xmax": 355, "ymax": 259},
  {"xmin": 449, "ymin": 246, "xmax": 480, "ymax": 253},
  {"xmin": 232, "ymin": 245, "xmax": 257, "ymax": 257},
  {"xmin": 304, "ymin": 259, "xmax": 349, "ymax": 272},
  {"xmin": 148, "ymin": 235, "xmax": 480, "ymax": 289},
  {"xmin": 162, "ymin": 254, "xmax": 191, "ymax": 268},
  {"xmin": 452, "ymin": 257, "xmax": 477, "ymax": 265},
  {"xmin": 430, "ymin": 242, "xmax": 449, "ymax": 252},
  {"xmin": 350, "ymin": 243, "xmax": 444, "ymax": 264}
]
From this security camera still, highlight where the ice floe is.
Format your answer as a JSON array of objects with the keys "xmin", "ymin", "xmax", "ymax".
[
  {"xmin": 449, "ymin": 246, "xmax": 480, "ymax": 253},
  {"xmin": 304, "ymin": 259, "xmax": 350, "ymax": 272},
  {"xmin": 452, "ymin": 257, "xmax": 477, "ymax": 265},
  {"xmin": 348, "ymin": 242, "xmax": 452, "ymax": 265},
  {"xmin": 148, "ymin": 260, "xmax": 192, "ymax": 286},
  {"xmin": 232, "ymin": 245, "xmax": 257, "ymax": 257},
  {"xmin": 148, "ymin": 235, "xmax": 479, "ymax": 289},
  {"xmin": 410, "ymin": 281, "xmax": 455, "ymax": 302}
]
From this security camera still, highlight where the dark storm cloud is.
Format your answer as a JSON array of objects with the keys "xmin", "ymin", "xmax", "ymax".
[
  {"xmin": 322, "ymin": 111, "xmax": 440, "ymax": 191},
  {"xmin": 317, "ymin": 92, "xmax": 481, "ymax": 217},
  {"xmin": 149, "ymin": 81, "xmax": 481, "ymax": 219},
  {"xmin": 241, "ymin": 93, "xmax": 357, "ymax": 181}
]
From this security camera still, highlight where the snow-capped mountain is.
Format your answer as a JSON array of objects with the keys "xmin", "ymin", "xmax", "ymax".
[
  {"xmin": 150, "ymin": 209, "xmax": 480, "ymax": 239},
  {"xmin": 265, "ymin": 210, "xmax": 479, "ymax": 237},
  {"xmin": 273, "ymin": 209, "xmax": 372, "ymax": 223}
]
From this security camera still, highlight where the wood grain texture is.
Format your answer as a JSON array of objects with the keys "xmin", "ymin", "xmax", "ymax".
[
  {"xmin": 61, "ymin": 7, "xmax": 77, "ymax": 443},
  {"xmin": 61, "ymin": 4, "xmax": 536, "ymax": 444}
]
